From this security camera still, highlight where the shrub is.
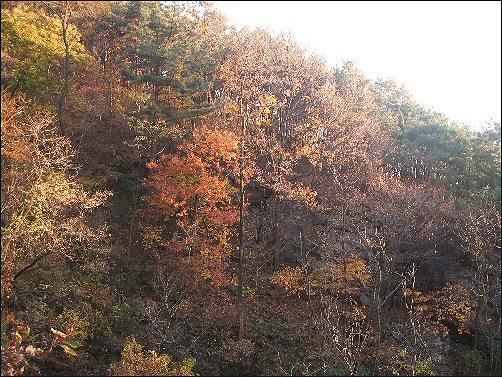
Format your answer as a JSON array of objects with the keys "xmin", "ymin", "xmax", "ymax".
[{"xmin": 109, "ymin": 337, "xmax": 195, "ymax": 376}]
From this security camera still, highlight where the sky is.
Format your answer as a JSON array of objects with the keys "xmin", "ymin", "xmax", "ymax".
[{"xmin": 212, "ymin": 1, "xmax": 501, "ymax": 131}]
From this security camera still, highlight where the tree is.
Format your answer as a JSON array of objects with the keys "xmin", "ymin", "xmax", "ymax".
[
  {"xmin": 460, "ymin": 206, "xmax": 501, "ymax": 374},
  {"xmin": 111, "ymin": 1, "xmax": 223, "ymax": 162},
  {"xmin": 219, "ymin": 28, "xmax": 272, "ymax": 339},
  {"xmin": 110, "ymin": 337, "xmax": 195, "ymax": 376},
  {"xmin": 1, "ymin": 1, "xmax": 89, "ymax": 105},
  {"xmin": 1, "ymin": 92, "xmax": 110, "ymax": 303},
  {"xmin": 145, "ymin": 124, "xmax": 240, "ymax": 286},
  {"xmin": 41, "ymin": 1, "xmax": 75, "ymax": 133}
]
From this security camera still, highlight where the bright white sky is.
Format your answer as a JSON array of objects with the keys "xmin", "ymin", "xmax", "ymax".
[{"xmin": 212, "ymin": 1, "xmax": 501, "ymax": 131}]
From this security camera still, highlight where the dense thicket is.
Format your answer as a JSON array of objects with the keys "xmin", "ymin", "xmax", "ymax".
[{"xmin": 1, "ymin": 2, "xmax": 501, "ymax": 376}]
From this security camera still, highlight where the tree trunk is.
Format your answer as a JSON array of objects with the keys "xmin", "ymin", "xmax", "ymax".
[
  {"xmin": 342, "ymin": 198, "xmax": 348, "ymax": 337},
  {"xmin": 238, "ymin": 79, "xmax": 246, "ymax": 340},
  {"xmin": 372, "ymin": 235, "xmax": 383, "ymax": 375},
  {"xmin": 271, "ymin": 200, "xmax": 279, "ymax": 271},
  {"xmin": 58, "ymin": 1, "xmax": 71, "ymax": 134}
]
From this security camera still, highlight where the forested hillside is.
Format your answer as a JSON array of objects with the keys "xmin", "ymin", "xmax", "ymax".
[{"xmin": 1, "ymin": 2, "xmax": 501, "ymax": 376}]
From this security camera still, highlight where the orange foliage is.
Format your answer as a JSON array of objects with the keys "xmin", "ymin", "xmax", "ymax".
[{"xmin": 146, "ymin": 125, "xmax": 240, "ymax": 285}]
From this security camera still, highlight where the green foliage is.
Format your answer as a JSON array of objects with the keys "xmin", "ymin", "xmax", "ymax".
[
  {"xmin": 465, "ymin": 350, "xmax": 493, "ymax": 376},
  {"xmin": 328, "ymin": 365, "xmax": 350, "ymax": 376},
  {"xmin": 243, "ymin": 287, "xmax": 256, "ymax": 297},
  {"xmin": 377, "ymin": 80, "xmax": 501, "ymax": 208},
  {"xmin": 111, "ymin": 297, "xmax": 146, "ymax": 334},
  {"xmin": 392, "ymin": 349, "xmax": 439, "ymax": 376},
  {"xmin": 110, "ymin": 1, "xmax": 222, "ymax": 160},
  {"xmin": 57, "ymin": 302, "xmax": 112, "ymax": 343}
]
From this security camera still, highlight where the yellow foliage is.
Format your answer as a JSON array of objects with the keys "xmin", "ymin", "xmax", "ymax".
[
  {"xmin": 2, "ymin": 3, "xmax": 91, "ymax": 94},
  {"xmin": 344, "ymin": 259, "xmax": 372, "ymax": 286},
  {"xmin": 433, "ymin": 283, "xmax": 475, "ymax": 335},
  {"xmin": 2, "ymin": 5, "xmax": 88, "ymax": 61},
  {"xmin": 272, "ymin": 258, "xmax": 373, "ymax": 298},
  {"xmin": 310, "ymin": 258, "xmax": 372, "ymax": 295},
  {"xmin": 271, "ymin": 266, "xmax": 305, "ymax": 296},
  {"xmin": 142, "ymin": 226, "xmax": 166, "ymax": 253},
  {"xmin": 109, "ymin": 337, "xmax": 195, "ymax": 376}
]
